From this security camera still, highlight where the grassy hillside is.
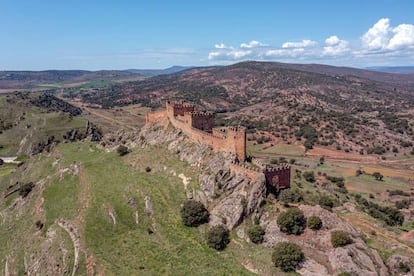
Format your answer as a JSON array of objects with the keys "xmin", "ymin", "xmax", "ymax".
[
  {"xmin": 0, "ymin": 93, "xmax": 86, "ymax": 156},
  {"xmin": 1, "ymin": 141, "xmax": 292, "ymax": 275}
]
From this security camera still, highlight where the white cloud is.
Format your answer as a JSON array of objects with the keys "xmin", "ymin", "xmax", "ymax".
[
  {"xmin": 361, "ymin": 18, "xmax": 391, "ymax": 50},
  {"xmin": 207, "ymin": 18, "xmax": 414, "ymax": 65},
  {"xmin": 240, "ymin": 40, "xmax": 267, "ymax": 48},
  {"xmin": 361, "ymin": 18, "xmax": 414, "ymax": 52},
  {"xmin": 388, "ymin": 23, "xmax": 414, "ymax": 50},
  {"xmin": 323, "ymin": 35, "xmax": 349, "ymax": 56},
  {"xmin": 282, "ymin": 39, "xmax": 317, "ymax": 48},
  {"xmin": 214, "ymin": 43, "xmax": 228, "ymax": 49}
]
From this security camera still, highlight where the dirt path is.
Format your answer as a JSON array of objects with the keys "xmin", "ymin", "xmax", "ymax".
[
  {"xmin": 56, "ymin": 219, "xmax": 81, "ymax": 276},
  {"xmin": 69, "ymin": 101, "xmax": 136, "ymax": 131},
  {"xmin": 345, "ymin": 215, "xmax": 414, "ymax": 255}
]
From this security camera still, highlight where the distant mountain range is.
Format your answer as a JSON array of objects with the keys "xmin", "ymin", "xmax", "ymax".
[
  {"xmin": 1, "ymin": 63, "xmax": 413, "ymax": 90},
  {"xmin": 0, "ymin": 66, "xmax": 193, "ymax": 90},
  {"xmin": 365, "ymin": 66, "xmax": 414, "ymax": 74},
  {"xmin": 124, "ymin": 66, "xmax": 192, "ymax": 77}
]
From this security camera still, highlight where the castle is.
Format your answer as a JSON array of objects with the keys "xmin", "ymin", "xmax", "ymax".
[{"xmin": 146, "ymin": 100, "xmax": 290, "ymax": 191}]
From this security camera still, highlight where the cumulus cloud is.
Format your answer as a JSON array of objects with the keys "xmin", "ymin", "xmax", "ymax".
[
  {"xmin": 207, "ymin": 18, "xmax": 414, "ymax": 65},
  {"xmin": 208, "ymin": 42, "xmax": 253, "ymax": 60},
  {"xmin": 388, "ymin": 23, "xmax": 414, "ymax": 50},
  {"xmin": 323, "ymin": 35, "xmax": 349, "ymax": 56},
  {"xmin": 361, "ymin": 18, "xmax": 414, "ymax": 52},
  {"xmin": 282, "ymin": 39, "xmax": 317, "ymax": 48},
  {"xmin": 240, "ymin": 40, "xmax": 267, "ymax": 48},
  {"xmin": 214, "ymin": 43, "xmax": 229, "ymax": 49}
]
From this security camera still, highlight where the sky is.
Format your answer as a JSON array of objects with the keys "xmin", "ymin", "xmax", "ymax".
[{"xmin": 1, "ymin": 0, "xmax": 414, "ymax": 70}]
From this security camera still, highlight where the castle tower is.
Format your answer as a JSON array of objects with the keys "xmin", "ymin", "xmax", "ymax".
[{"xmin": 227, "ymin": 126, "xmax": 246, "ymax": 161}]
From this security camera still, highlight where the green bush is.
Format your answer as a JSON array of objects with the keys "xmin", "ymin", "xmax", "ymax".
[
  {"xmin": 307, "ymin": 216, "xmax": 322, "ymax": 230},
  {"xmin": 247, "ymin": 224, "xmax": 265, "ymax": 244},
  {"xmin": 319, "ymin": 195, "xmax": 334, "ymax": 210},
  {"xmin": 272, "ymin": 242, "xmax": 305, "ymax": 272},
  {"xmin": 338, "ymin": 272, "xmax": 351, "ymax": 276},
  {"xmin": 180, "ymin": 200, "xmax": 209, "ymax": 227},
  {"xmin": 303, "ymin": 171, "xmax": 315, "ymax": 183},
  {"xmin": 278, "ymin": 189, "xmax": 302, "ymax": 204},
  {"xmin": 19, "ymin": 182, "xmax": 35, "ymax": 198},
  {"xmin": 206, "ymin": 225, "xmax": 230, "ymax": 250},
  {"xmin": 117, "ymin": 145, "xmax": 129, "ymax": 156},
  {"xmin": 277, "ymin": 208, "xmax": 306, "ymax": 235},
  {"xmin": 331, "ymin": 231, "xmax": 353, "ymax": 247}
]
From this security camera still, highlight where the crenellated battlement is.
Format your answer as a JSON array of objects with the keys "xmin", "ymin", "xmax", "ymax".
[
  {"xmin": 146, "ymin": 99, "xmax": 289, "ymax": 190},
  {"xmin": 186, "ymin": 111, "xmax": 214, "ymax": 117},
  {"xmin": 152, "ymin": 100, "xmax": 246, "ymax": 161}
]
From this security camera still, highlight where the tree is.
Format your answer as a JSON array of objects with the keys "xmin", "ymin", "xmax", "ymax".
[
  {"xmin": 319, "ymin": 195, "xmax": 334, "ymax": 211},
  {"xmin": 278, "ymin": 189, "xmax": 302, "ymax": 204},
  {"xmin": 180, "ymin": 200, "xmax": 209, "ymax": 227},
  {"xmin": 206, "ymin": 225, "xmax": 230, "ymax": 250},
  {"xmin": 272, "ymin": 242, "xmax": 305, "ymax": 272},
  {"xmin": 277, "ymin": 208, "xmax": 306, "ymax": 235},
  {"xmin": 303, "ymin": 171, "xmax": 315, "ymax": 183},
  {"xmin": 307, "ymin": 216, "xmax": 322, "ymax": 230},
  {"xmin": 372, "ymin": 172, "xmax": 383, "ymax": 181},
  {"xmin": 117, "ymin": 145, "xmax": 129, "ymax": 156},
  {"xmin": 247, "ymin": 224, "xmax": 265, "ymax": 244},
  {"xmin": 331, "ymin": 231, "xmax": 353, "ymax": 247}
]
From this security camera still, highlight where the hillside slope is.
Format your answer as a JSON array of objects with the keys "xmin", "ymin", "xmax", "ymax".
[
  {"xmin": 1, "ymin": 96, "xmax": 413, "ymax": 274},
  {"xmin": 0, "ymin": 70, "xmax": 142, "ymax": 90},
  {"xmin": 64, "ymin": 61, "xmax": 414, "ymax": 158}
]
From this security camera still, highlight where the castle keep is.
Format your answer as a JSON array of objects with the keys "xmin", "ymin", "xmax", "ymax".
[{"xmin": 146, "ymin": 100, "xmax": 290, "ymax": 190}]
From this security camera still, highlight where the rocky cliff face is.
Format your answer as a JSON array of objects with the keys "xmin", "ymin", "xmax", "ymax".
[
  {"xmin": 102, "ymin": 119, "xmax": 390, "ymax": 275},
  {"xmin": 133, "ymin": 118, "xmax": 267, "ymax": 229}
]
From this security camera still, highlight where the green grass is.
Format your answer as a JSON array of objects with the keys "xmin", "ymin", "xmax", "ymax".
[
  {"xmin": 33, "ymin": 142, "xmax": 255, "ymax": 274},
  {"xmin": 346, "ymin": 174, "xmax": 409, "ymax": 194},
  {"xmin": 43, "ymin": 173, "xmax": 80, "ymax": 228},
  {"xmin": 0, "ymin": 111, "xmax": 85, "ymax": 156},
  {"xmin": 248, "ymin": 143, "xmax": 305, "ymax": 158},
  {"xmin": 78, "ymin": 80, "xmax": 116, "ymax": 88}
]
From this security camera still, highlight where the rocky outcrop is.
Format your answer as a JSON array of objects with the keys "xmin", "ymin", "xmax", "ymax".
[
  {"xmin": 135, "ymin": 119, "xmax": 267, "ymax": 229},
  {"xmin": 387, "ymin": 254, "xmax": 413, "ymax": 276},
  {"xmin": 263, "ymin": 205, "xmax": 388, "ymax": 276}
]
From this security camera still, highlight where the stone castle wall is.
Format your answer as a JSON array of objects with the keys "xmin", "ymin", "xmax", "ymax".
[{"xmin": 146, "ymin": 100, "xmax": 289, "ymax": 190}]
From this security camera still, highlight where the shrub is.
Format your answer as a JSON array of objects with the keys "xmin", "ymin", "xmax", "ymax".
[
  {"xmin": 180, "ymin": 200, "xmax": 209, "ymax": 227},
  {"xmin": 206, "ymin": 225, "xmax": 230, "ymax": 250},
  {"xmin": 331, "ymin": 231, "xmax": 353, "ymax": 247},
  {"xmin": 277, "ymin": 208, "xmax": 306, "ymax": 235},
  {"xmin": 278, "ymin": 189, "xmax": 302, "ymax": 204},
  {"xmin": 19, "ymin": 182, "xmax": 35, "ymax": 198},
  {"xmin": 319, "ymin": 195, "xmax": 334, "ymax": 210},
  {"xmin": 389, "ymin": 189, "xmax": 409, "ymax": 196},
  {"xmin": 145, "ymin": 166, "xmax": 152, "ymax": 173},
  {"xmin": 117, "ymin": 145, "xmax": 129, "ymax": 156},
  {"xmin": 307, "ymin": 216, "xmax": 322, "ymax": 230},
  {"xmin": 303, "ymin": 171, "xmax": 315, "ymax": 183},
  {"xmin": 338, "ymin": 272, "xmax": 351, "ymax": 276},
  {"xmin": 372, "ymin": 172, "xmax": 384, "ymax": 181},
  {"xmin": 398, "ymin": 261, "xmax": 410, "ymax": 273},
  {"xmin": 247, "ymin": 224, "xmax": 265, "ymax": 244},
  {"xmin": 395, "ymin": 199, "xmax": 411, "ymax": 209},
  {"xmin": 272, "ymin": 242, "xmax": 305, "ymax": 272}
]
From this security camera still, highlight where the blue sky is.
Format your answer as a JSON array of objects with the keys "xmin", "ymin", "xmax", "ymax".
[{"xmin": 1, "ymin": 0, "xmax": 413, "ymax": 70}]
